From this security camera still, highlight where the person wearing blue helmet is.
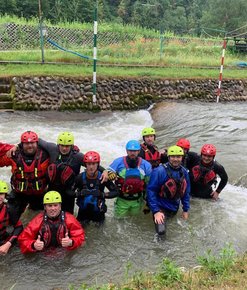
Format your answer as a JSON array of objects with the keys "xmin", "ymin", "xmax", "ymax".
[{"xmin": 108, "ymin": 140, "xmax": 152, "ymax": 216}]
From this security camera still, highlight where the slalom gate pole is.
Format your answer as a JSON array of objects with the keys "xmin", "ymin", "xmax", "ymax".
[
  {"xmin": 216, "ymin": 38, "xmax": 227, "ymax": 103},
  {"xmin": 92, "ymin": 0, "xmax": 98, "ymax": 103}
]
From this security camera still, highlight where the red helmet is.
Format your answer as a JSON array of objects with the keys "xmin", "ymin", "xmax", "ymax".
[
  {"xmin": 83, "ymin": 151, "xmax": 100, "ymax": 163},
  {"xmin": 201, "ymin": 144, "xmax": 216, "ymax": 156},
  {"xmin": 176, "ymin": 138, "xmax": 190, "ymax": 150},
  {"xmin": 21, "ymin": 131, "xmax": 38, "ymax": 143}
]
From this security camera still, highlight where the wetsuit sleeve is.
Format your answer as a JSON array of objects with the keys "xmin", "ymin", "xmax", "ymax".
[
  {"xmin": 160, "ymin": 152, "xmax": 168, "ymax": 164},
  {"xmin": 215, "ymin": 162, "xmax": 228, "ymax": 193},
  {"xmin": 65, "ymin": 213, "xmax": 85, "ymax": 250},
  {"xmin": 147, "ymin": 167, "xmax": 166, "ymax": 214},
  {"xmin": 7, "ymin": 213, "xmax": 23, "ymax": 245},
  {"xmin": 0, "ymin": 143, "xmax": 14, "ymax": 157},
  {"xmin": 18, "ymin": 214, "xmax": 43, "ymax": 254},
  {"xmin": 138, "ymin": 147, "xmax": 145, "ymax": 159},
  {"xmin": 104, "ymin": 180, "xmax": 119, "ymax": 198},
  {"xmin": 38, "ymin": 138, "xmax": 57, "ymax": 156},
  {"xmin": 181, "ymin": 170, "xmax": 190, "ymax": 212}
]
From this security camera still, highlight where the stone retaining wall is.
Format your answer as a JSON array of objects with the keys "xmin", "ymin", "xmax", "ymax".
[{"xmin": 11, "ymin": 77, "xmax": 247, "ymax": 111}]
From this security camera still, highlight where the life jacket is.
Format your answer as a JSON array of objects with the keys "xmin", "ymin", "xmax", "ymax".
[
  {"xmin": 39, "ymin": 211, "xmax": 67, "ymax": 248},
  {"xmin": 191, "ymin": 162, "xmax": 216, "ymax": 185},
  {"xmin": 159, "ymin": 164, "xmax": 187, "ymax": 200},
  {"xmin": 11, "ymin": 149, "xmax": 49, "ymax": 195},
  {"xmin": 141, "ymin": 143, "xmax": 161, "ymax": 168},
  {"xmin": 47, "ymin": 150, "xmax": 77, "ymax": 186},
  {"xmin": 76, "ymin": 171, "xmax": 106, "ymax": 213},
  {"xmin": 0, "ymin": 204, "xmax": 9, "ymax": 243},
  {"xmin": 116, "ymin": 157, "xmax": 145, "ymax": 200}
]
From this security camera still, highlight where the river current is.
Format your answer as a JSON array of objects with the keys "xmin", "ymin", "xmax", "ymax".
[{"xmin": 0, "ymin": 101, "xmax": 247, "ymax": 290}]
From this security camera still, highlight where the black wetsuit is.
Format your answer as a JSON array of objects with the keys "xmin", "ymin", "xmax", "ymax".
[
  {"xmin": 39, "ymin": 139, "xmax": 106, "ymax": 214},
  {"xmin": 190, "ymin": 159, "xmax": 228, "ymax": 198},
  {"xmin": 74, "ymin": 171, "xmax": 118, "ymax": 223},
  {"xmin": 139, "ymin": 143, "xmax": 167, "ymax": 168}
]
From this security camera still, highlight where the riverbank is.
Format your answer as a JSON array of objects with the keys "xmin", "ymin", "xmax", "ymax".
[
  {"xmin": 7, "ymin": 76, "xmax": 247, "ymax": 111},
  {"xmin": 71, "ymin": 246, "xmax": 247, "ymax": 289}
]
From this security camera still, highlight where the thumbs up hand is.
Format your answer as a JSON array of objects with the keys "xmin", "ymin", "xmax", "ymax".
[
  {"xmin": 61, "ymin": 232, "xmax": 73, "ymax": 248},
  {"xmin": 34, "ymin": 235, "xmax": 44, "ymax": 251}
]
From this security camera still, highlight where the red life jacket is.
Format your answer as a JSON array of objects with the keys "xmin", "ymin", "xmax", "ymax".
[
  {"xmin": 11, "ymin": 149, "xmax": 49, "ymax": 195},
  {"xmin": 0, "ymin": 204, "xmax": 10, "ymax": 243},
  {"xmin": 191, "ymin": 163, "xmax": 216, "ymax": 185},
  {"xmin": 116, "ymin": 157, "xmax": 145, "ymax": 200},
  {"xmin": 160, "ymin": 165, "xmax": 187, "ymax": 200},
  {"xmin": 39, "ymin": 211, "xmax": 67, "ymax": 248},
  {"xmin": 141, "ymin": 143, "xmax": 161, "ymax": 168},
  {"xmin": 47, "ymin": 152, "xmax": 76, "ymax": 186}
]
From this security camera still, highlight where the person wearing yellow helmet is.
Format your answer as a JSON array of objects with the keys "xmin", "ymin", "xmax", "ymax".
[
  {"xmin": 38, "ymin": 132, "xmax": 108, "ymax": 214},
  {"xmin": 139, "ymin": 127, "xmax": 167, "ymax": 169},
  {"xmin": 147, "ymin": 145, "xmax": 190, "ymax": 237},
  {"xmin": 0, "ymin": 180, "xmax": 23, "ymax": 255},
  {"xmin": 18, "ymin": 191, "xmax": 85, "ymax": 254}
]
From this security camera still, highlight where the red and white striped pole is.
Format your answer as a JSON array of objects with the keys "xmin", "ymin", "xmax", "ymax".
[{"xmin": 216, "ymin": 38, "xmax": 227, "ymax": 103}]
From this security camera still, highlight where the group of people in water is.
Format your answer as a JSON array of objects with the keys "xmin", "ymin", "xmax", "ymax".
[{"xmin": 0, "ymin": 127, "xmax": 228, "ymax": 255}]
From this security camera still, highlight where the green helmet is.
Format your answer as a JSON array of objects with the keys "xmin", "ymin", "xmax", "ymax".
[
  {"xmin": 167, "ymin": 145, "xmax": 184, "ymax": 156},
  {"xmin": 57, "ymin": 132, "xmax": 74, "ymax": 146},
  {"xmin": 142, "ymin": 127, "xmax": 156, "ymax": 137},
  {"xmin": 0, "ymin": 180, "xmax": 8, "ymax": 194},
  {"xmin": 43, "ymin": 191, "xmax": 62, "ymax": 204}
]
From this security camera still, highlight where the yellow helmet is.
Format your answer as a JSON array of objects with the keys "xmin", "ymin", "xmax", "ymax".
[
  {"xmin": 142, "ymin": 127, "xmax": 156, "ymax": 137},
  {"xmin": 57, "ymin": 132, "xmax": 74, "ymax": 146},
  {"xmin": 167, "ymin": 145, "xmax": 184, "ymax": 156},
  {"xmin": 43, "ymin": 191, "xmax": 62, "ymax": 204},
  {"xmin": 0, "ymin": 180, "xmax": 8, "ymax": 194}
]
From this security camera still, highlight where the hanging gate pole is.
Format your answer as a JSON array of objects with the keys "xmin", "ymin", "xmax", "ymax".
[
  {"xmin": 92, "ymin": 0, "xmax": 98, "ymax": 103},
  {"xmin": 216, "ymin": 38, "xmax": 227, "ymax": 103}
]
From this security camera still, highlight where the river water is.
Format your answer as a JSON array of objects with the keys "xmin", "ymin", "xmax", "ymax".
[{"xmin": 0, "ymin": 101, "xmax": 247, "ymax": 290}]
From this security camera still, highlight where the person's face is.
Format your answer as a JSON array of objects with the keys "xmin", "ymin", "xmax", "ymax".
[
  {"xmin": 201, "ymin": 154, "xmax": 214, "ymax": 164},
  {"xmin": 144, "ymin": 135, "xmax": 155, "ymax": 146},
  {"xmin": 59, "ymin": 145, "xmax": 71, "ymax": 155},
  {"xmin": 22, "ymin": 142, "xmax": 38, "ymax": 155},
  {"xmin": 86, "ymin": 162, "xmax": 98, "ymax": 175},
  {"xmin": 0, "ymin": 193, "xmax": 5, "ymax": 205},
  {"xmin": 44, "ymin": 203, "xmax": 61, "ymax": 218},
  {"xmin": 127, "ymin": 150, "xmax": 140, "ymax": 159},
  {"xmin": 169, "ymin": 155, "xmax": 183, "ymax": 168}
]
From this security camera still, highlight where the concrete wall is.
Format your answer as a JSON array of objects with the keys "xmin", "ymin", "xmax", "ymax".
[{"xmin": 11, "ymin": 77, "xmax": 247, "ymax": 111}]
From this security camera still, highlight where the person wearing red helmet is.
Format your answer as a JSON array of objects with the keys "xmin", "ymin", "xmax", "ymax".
[
  {"xmin": 190, "ymin": 144, "xmax": 228, "ymax": 200},
  {"xmin": 0, "ymin": 131, "xmax": 50, "ymax": 223},
  {"xmin": 176, "ymin": 138, "xmax": 199, "ymax": 171},
  {"xmin": 37, "ymin": 132, "xmax": 108, "ymax": 214},
  {"xmin": 74, "ymin": 151, "xmax": 118, "ymax": 225}
]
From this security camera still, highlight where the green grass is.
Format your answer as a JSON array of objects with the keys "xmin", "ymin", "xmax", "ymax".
[
  {"xmin": 69, "ymin": 244, "xmax": 247, "ymax": 290},
  {"xmin": 0, "ymin": 63, "xmax": 246, "ymax": 79}
]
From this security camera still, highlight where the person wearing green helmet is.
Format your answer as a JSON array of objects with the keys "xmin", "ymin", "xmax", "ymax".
[
  {"xmin": 18, "ymin": 191, "xmax": 85, "ymax": 254},
  {"xmin": 38, "ymin": 131, "xmax": 108, "ymax": 214},
  {"xmin": 0, "ymin": 180, "xmax": 23, "ymax": 255},
  {"xmin": 139, "ymin": 127, "xmax": 167, "ymax": 169},
  {"xmin": 147, "ymin": 145, "xmax": 190, "ymax": 237}
]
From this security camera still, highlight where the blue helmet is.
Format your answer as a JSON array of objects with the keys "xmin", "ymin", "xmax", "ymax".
[{"xmin": 126, "ymin": 140, "xmax": 141, "ymax": 151}]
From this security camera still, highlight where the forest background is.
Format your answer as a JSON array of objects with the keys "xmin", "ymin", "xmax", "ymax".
[{"xmin": 1, "ymin": 0, "xmax": 247, "ymax": 36}]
